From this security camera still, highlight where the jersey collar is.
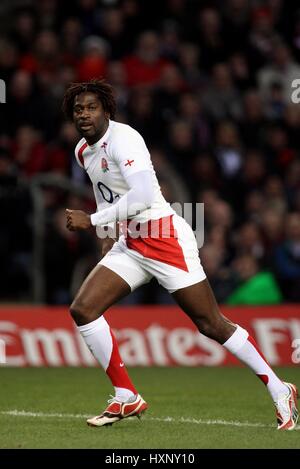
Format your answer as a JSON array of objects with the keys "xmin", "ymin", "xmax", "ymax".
[{"xmin": 88, "ymin": 119, "xmax": 112, "ymax": 148}]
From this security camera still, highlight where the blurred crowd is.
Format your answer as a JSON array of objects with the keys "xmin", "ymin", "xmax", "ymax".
[{"xmin": 0, "ymin": 0, "xmax": 300, "ymax": 304}]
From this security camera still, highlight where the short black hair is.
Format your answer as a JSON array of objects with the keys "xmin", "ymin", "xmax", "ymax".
[{"xmin": 62, "ymin": 78, "xmax": 116, "ymax": 120}]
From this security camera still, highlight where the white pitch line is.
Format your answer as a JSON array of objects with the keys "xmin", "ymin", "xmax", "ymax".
[
  {"xmin": 1, "ymin": 410, "xmax": 89, "ymax": 419},
  {"xmin": 1, "ymin": 410, "xmax": 299, "ymax": 430}
]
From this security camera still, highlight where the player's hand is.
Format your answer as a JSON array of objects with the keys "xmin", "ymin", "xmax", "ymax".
[{"xmin": 66, "ymin": 209, "xmax": 92, "ymax": 231}]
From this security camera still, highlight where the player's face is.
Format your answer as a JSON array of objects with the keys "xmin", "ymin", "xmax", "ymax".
[{"xmin": 73, "ymin": 92, "xmax": 109, "ymax": 144}]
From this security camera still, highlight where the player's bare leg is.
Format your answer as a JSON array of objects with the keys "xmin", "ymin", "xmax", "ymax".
[
  {"xmin": 70, "ymin": 264, "xmax": 148, "ymax": 426},
  {"xmin": 172, "ymin": 278, "xmax": 299, "ymax": 430},
  {"xmin": 70, "ymin": 264, "xmax": 130, "ymax": 325}
]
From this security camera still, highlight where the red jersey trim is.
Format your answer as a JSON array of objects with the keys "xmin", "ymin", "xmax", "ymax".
[
  {"xmin": 125, "ymin": 215, "xmax": 189, "ymax": 272},
  {"xmin": 78, "ymin": 142, "xmax": 88, "ymax": 168}
]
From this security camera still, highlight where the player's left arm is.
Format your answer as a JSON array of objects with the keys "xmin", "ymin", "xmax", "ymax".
[
  {"xmin": 91, "ymin": 169, "xmax": 154, "ymax": 226},
  {"xmin": 65, "ymin": 208, "xmax": 91, "ymax": 231},
  {"xmin": 89, "ymin": 127, "xmax": 155, "ymax": 226},
  {"xmin": 65, "ymin": 170, "xmax": 154, "ymax": 230}
]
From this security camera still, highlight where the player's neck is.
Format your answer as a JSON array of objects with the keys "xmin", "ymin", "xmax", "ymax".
[{"xmin": 85, "ymin": 120, "xmax": 109, "ymax": 146}]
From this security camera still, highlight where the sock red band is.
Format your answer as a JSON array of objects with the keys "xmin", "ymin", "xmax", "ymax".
[
  {"xmin": 248, "ymin": 336, "xmax": 271, "ymax": 386},
  {"xmin": 106, "ymin": 329, "xmax": 137, "ymax": 394},
  {"xmin": 257, "ymin": 374, "xmax": 269, "ymax": 385},
  {"xmin": 247, "ymin": 335, "xmax": 270, "ymax": 364}
]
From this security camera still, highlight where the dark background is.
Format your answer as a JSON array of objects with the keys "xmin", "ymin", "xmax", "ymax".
[{"xmin": 0, "ymin": 0, "xmax": 300, "ymax": 305}]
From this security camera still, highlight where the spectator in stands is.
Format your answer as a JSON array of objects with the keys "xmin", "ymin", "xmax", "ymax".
[
  {"xmin": 194, "ymin": 8, "xmax": 227, "ymax": 70},
  {"xmin": 154, "ymin": 64, "xmax": 186, "ymax": 126},
  {"xmin": 284, "ymin": 158, "xmax": 300, "ymax": 209},
  {"xmin": 12, "ymin": 126, "xmax": 46, "ymax": 177},
  {"xmin": 106, "ymin": 61, "xmax": 129, "ymax": 116},
  {"xmin": 241, "ymin": 150, "xmax": 267, "ymax": 193},
  {"xmin": 229, "ymin": 52, "xmax": 254, "ymax": 91},
  {"xmin": 227, "ymin": 254, "xmax": 282, "ymax": 305},
  {"xmin": 127, "ymin": 87, "xmax": 162, "ymax": 144},
  {"xmin": 0, "ymin": 146, "xmax": 32, "ymax": 299},
  {"xmin": 0, "ymin": 38, "xmax": 19, "ymax": 82},
  {"xmin": 73, "ymin": 0, "xmax": 102, "ymax": 36},
  {"xmin": 234, "ymin": 221, "xmax": 265, "ymax": 261},
  {"xmin": 45, "ymin": 121, "xmax": 81, "ymax": 179},
  {"xmin": 265, "ymin": 82, "xmax": 285, "ymax": 120},
  {"xmin": 205, "ymin": 198, "xmax": 234, "ymax": 234},
  {"xmin": 244, "ymin": 189, "xmax": 266, "ymax": 224},
  {"xmin": 9, "ymin": 7, "xmax": 37, "ymax": 54},
  {"xmin": 123, "ymin": 30, "xmax": 171, "ymax": 87},
  {"xmin": 274, "ymin": 213, "xmax": 300, "ymax": 302},
  {"xmin": 263, "ymin": 175, "xmax": 287, "ymax": 213},
  {"xmin": 247, "ymin": 6, "xmax": 279, "ymax": 70},
  {"xmin": 192, "ymin": 153, "xmax": 221, "ymax": 198},
  {"xmin": 260, "ymin": 208, "xmax": 284, "ymax": 268},
  {"xmin": 240, "ymin": 90, "xmax": 267, "ymax": 148},
  {"xmin": 222, "ymin": 0, "xmax": 250, "ymax": 54},
  {"xmin": 214, "ymin": 121, "xmax": 243, "ymax": 200},
  {"xmin": 19, "ymin": 29, "xmax": 62, "ymax": 75},
  {"xmin": 200, "ymin": 243, "xmax": 237, "ymax": 303},
  {"xmin": 178, "ymin": 42, "xmax": 205, "ymax": 90},
  {"xmin": 165, "ymin": 119, "xmax": 196, "ymax": 180},
  {"xmin": 150, "ymin": 147, "xmax": 191, "ymax": 207},
  {"xmin": 76, "ymin": 35, "xmax": 109, "ymax": 81},
  {"xmin": 98, "ymin": 7, "xmax": 128, "ymax": 60},
  {"xmin": 160, "ymin": 19, "xmax": 181, "ymax": 63},
  {"xmin": 60, "ymin": 17, "xmax": 82, "ymax": 66},
  {"xmin": 258, "ymin": 41, "xmax": 300, "ymax": 103},
  {"xmin": 264, "ymin": 125, "xmax": 296, "ymax": 173},
  {"xmin": 178, "ymin": 92, "xmax": 212, "ymax": 150},
  {"xmin": 202, "ymin": 63, "xmax": 242, "ymax": 122},
  {"xmin": 283, "ymin": 104, "xmax": 300, "ymax": 150}
]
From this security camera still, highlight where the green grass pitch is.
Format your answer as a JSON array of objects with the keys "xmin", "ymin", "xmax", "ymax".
[{"xmin": 0, "ymin": 367, "xmax": 299, "ymax": 449}]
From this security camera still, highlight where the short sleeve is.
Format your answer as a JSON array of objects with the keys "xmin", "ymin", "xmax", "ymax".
[{"xmin": 110, "ymin": 126, "xmax": 152, "ymax": 178}]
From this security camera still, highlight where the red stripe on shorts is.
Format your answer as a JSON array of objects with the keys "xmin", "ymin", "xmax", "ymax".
[{"xmin": 125, "ymin": 215, "xmax": 189, "ymax": 272}]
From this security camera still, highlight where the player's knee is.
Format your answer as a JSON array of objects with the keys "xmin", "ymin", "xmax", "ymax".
[
  {"xmin": 198, "ymin": 319, "xmax": 215, "ymax": 338},
  {"xmin": 194, "ymin": 314, "xmax": 230, "ymax": 341},
  {"xmin": 192, "ymin": 315, "xmax": 218, "ymax": 339},
  {"xmin": 70, "ymin": 298, "xmax": 94, "ymax": 325}
]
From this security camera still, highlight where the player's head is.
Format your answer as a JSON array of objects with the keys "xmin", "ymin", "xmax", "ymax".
[{"xmin": 62, "ymin": 79, "xmax": 116, "ymax": 144}]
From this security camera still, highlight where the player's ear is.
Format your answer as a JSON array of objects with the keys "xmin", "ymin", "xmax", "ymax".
[{"xmin": 104, "ymin": 112, "xmax": 110, "ymax": 120}]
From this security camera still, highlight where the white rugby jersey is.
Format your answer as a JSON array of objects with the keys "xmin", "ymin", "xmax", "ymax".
[{"xmin": 74, "ymin": 120, "xmax": 174, "ymax": 225}]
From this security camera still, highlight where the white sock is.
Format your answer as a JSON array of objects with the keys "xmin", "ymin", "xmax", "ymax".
[
  {"xmin": 114, "ymin": 387, "xmax": 136, "ymax": 402},
  {"xmin": 78, "ymin": 316, "xmax": 135, "ymax": 400},
  {"xmin": 78, "ymin": 316, "xmax": 113, "ymax": 370},
  {"xmin": 223, "ymin": 325, "xmax": 288, "ymax": 401}
]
